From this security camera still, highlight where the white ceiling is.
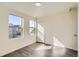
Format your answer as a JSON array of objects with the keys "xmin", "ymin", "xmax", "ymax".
[{"xmin": 0, "ymin": 2, "xmax": 77, "ymax": 17}]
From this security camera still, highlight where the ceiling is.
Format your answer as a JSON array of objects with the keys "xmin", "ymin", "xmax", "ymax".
[{"xmin": 0, "ymin": 2, "xmax": 77, "ymax": 17}]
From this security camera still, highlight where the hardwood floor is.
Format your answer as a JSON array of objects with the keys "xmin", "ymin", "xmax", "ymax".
[{"xmin": 3, "ymin": 43, "xmax": 77, "ymax": 57}]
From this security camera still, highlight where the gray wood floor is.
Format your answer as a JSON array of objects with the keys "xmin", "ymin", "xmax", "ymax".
[{"xmin": 3, "ymin": 43, "xmax": 77, "ymax": 57}]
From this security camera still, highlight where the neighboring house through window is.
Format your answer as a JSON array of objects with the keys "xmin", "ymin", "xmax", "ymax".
[{"xmin": 9, "ymin": 14, "xmax": 24, "ymax": 39}]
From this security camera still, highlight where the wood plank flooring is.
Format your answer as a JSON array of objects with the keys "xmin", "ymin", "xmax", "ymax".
[{"xmin": 3, "ymin": 43, "xmax": 77, "ymax": 57}]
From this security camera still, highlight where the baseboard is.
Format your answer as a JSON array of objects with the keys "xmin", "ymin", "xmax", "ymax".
[
  {"xmin": 66, "ymin": 48, "xmax": 78, "ymax": 52},
  {"xmin": 36, "ymin": 41, "xmax": 45, "ymax": 44},
  {"xmin": 36, "ymin": 42, "xmax": 52, "ymax": 46}
]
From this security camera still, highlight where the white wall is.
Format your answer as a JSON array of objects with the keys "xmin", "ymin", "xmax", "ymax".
[
  {"xmin": 38, "ymin": 8, "xmax": 77, "ymax": 50},
  {"xmin": 0, "ymin": 5, "xmax": 36, "ymax": 56}
]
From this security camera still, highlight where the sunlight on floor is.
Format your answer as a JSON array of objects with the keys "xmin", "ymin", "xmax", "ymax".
[
  {"xmin": 35, "ymin": 44, "xmax": 52, "ymax": 50},
  {"xmin": 53, "ymin": 46, "xmax": 66, "ymax": 56},
  {"xmin": 53, "ymin": 36, "xmax": 65, "ymax": 48}
]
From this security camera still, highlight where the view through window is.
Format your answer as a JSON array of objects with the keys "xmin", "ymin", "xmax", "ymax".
[
  {"xmin": 9, "ymin": 14, "xmax": 23, "ymax": 39},
  {"xmin": 29, "ymin": 19, "xmax": 44, "ymax": 42},
  {"xmin": 29, "ymin": 20, "xmax": 36, "ymax": 35}
]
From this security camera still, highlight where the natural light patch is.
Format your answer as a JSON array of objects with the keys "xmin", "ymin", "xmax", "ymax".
[
  {"xmin": 37, "ymin": 24, "xmax": 45, "ymax": 42},
  {"xmin": 35, "ymin": 45, "xmax": 52, "ymax": 50},
  {"xmin": 37, "ymin": 24, "xmax": 44, "ymax": 34},
  {"xmin": 53, "ymin": 36, "xmax": 65, "ymax": 48},
  {"xmin": 53, "ymin": 46, "xmax": 66, "ymax": 56},
  {"xmin": 37, "ymin": 32, "xmax": 44, "ymax": 42}
]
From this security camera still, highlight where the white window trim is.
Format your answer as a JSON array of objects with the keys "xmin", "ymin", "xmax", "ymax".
[{"xmin": 8, "ymin": 14, "xmax": 24, "ymax": 40}]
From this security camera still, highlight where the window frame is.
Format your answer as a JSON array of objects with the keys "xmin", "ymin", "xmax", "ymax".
[
  {"xmin": 8, "ymin": 14, "xmax": 24, "ymax": 40},
  {"xmin": 29, "ymin": 19, "xmax": 36, "ymax": 35}
]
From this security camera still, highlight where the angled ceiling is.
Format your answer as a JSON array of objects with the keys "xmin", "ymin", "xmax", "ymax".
[{"xmin": 0, "ymin": 2, "xmax": 77, "ymax": 17}]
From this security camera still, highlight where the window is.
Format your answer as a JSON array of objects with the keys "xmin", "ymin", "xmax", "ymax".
[
  {"xmin": 29, "ymin": 19, "xmax": 45, "ymax": 42},
  {"xmin": 29, "ymin": 19, "xmax": 36, "ymax": 35},
  {"xmin": 9, "ymin": 14, "xmax": 24, "ymax": 39}
]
